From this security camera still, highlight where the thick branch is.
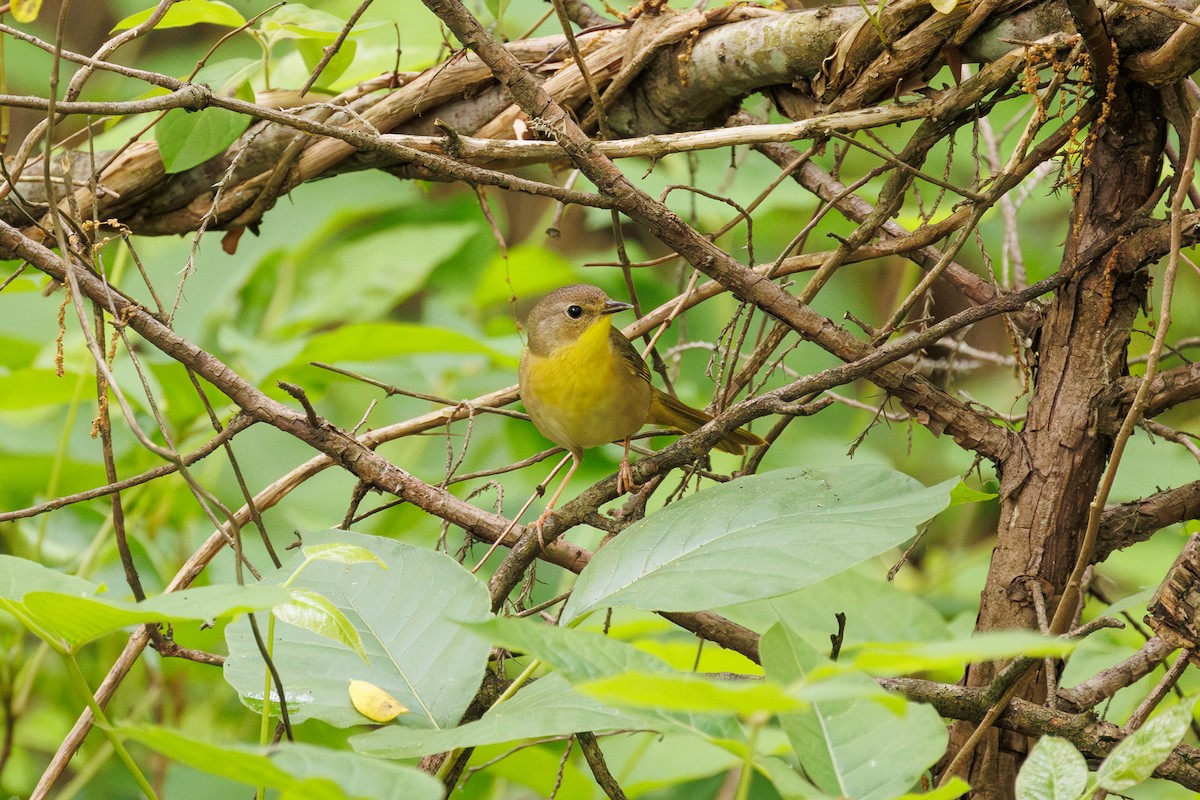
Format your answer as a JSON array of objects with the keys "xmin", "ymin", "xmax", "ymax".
[
  {"xmin": 3, "ymin": 0, "xmax": 1197, "ymax": 238},
  {"xmin": 1096, "ymin": 481, "xmax": 1200, "ymax": 560},
  {"xmin": 883, "ymin": 677, "xmax": 1200, "ymax": 790}
]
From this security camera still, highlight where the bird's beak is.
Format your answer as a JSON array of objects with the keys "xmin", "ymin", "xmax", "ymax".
[{"xmin": 602, "ymin": 300, "xmax": 633, "ymax": 315}]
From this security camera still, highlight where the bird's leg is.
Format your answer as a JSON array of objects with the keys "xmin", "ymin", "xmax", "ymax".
[
  {"xmin": 471, "ymin": 451, "xmax": 573, "ymax": 573},
  {"xmin": 534, "ymin": 451, "xmax": 581, "ymax": 550},
  {"xmin": 616, "ymin": 436, "xmax": 641, "ymax": 495}
]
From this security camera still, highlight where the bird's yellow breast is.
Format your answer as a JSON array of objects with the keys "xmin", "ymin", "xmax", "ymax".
[{"xmin": 519, "ymin": 318, "xmax": 652, "ymax": 452}]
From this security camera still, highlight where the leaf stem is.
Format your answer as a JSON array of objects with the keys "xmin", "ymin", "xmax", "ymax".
[
  {"xmin": 63, "ymin": 653, "xmax": 158, "ymax": 800},
  {"xmin": 256, "ymin": 612, "xmax": 278, "ymax": 800},
  {"xmin": 735, "ymin": 713, "xmax": 764, "ymax": 800}
]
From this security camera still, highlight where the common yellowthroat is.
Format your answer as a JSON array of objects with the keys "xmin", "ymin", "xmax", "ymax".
[{"xmin": 518, "ymin": 284, "xmax": 766, "ymax": 530}]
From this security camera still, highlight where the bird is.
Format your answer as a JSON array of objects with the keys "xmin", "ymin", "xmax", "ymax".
[{"xmin": 518, "ymin": 284, "xmax": 767, "ymax": 536}]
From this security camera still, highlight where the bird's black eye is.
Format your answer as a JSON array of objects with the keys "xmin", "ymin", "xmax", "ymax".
[{"xmin": 566, "ymin": 304, "xmax": 584, "ymax": 319}]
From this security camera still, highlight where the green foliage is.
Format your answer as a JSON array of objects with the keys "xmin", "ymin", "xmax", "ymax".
[
  {"xmin": 224, "ymin": 531, "xmax": 491, "ymax": 728},
  {"xmin": 842, "ymin": 631, "xmax": 1076, "ymax": 676},
  {"xmin": 467, "ymin": 616, "xmax": 742, "ymax": 740},
  {"xmin": 113, "ymin": 1, "xmax": 246, "ymax": 32},
  {"xmin": 761, "ymin": 622, "xmax": 947, "ymax": 799},
  {"xmin": 579, "ymin": 671, "xmax": 806, "ymax": 714},
  {"xmin": 0, "ymin": 368, "xmax": 85, "ymax": 409},
  {"xmin": 1015, "ymin": 737, "xmax": 1089, "ymax": 800},
  {"xmin": 562, "ymin": 466, "xmax": 954, "ymax": 622},
  {"xmin": 1014, "ymin": 697, "xmax": 1199, "ymax": 799},
  {"xmin": 352, "ymin": 671, "xmax": 647, "ymax": 758},
  {"xmin": 155, "ymin": 81, "xmax": 255, "ymax": 173},
  {"xmin": 1094, "ymin": 698, "xmax": 1198, "ymax": 791},
  {"xmin": 0, "ymin": 554, "xmax": 288, "ymax": 653},
  {"xmin": 119, "ymin": 724, "xmax": 443, "ymax": 800}
]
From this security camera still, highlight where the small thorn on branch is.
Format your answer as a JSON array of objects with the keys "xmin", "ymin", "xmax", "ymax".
[
  {"xmin": 830, "ymin": 611, "xmax": 847, "ymax": 661},
  {"xmin": 278, "ymin": 381, "xmax": 322, "ymax": 427}
]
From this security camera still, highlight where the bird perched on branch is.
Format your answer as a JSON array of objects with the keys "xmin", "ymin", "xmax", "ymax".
[{"xmin": 518, "ymin": 284, "xmax": 766, "ymax": 534}]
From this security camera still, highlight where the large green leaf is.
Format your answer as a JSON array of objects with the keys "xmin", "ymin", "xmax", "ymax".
[
  {"xmin": 120, "ymin": 725, "xmax": 442, "ymax": 800},
  {"xmin": 224, "ymin": 531, "xmax": 490, "ymax": 728},
  {"xmin": 760, "ymin": 621, "xmax": 947, "ymax": 800},
  {"xmin": 561, "ymin": 467, "xmax": 954, "ymax": 623},
  {"xmin": 0, "ymin": 555, "xmax": 287, "ymax": 653},
  {"xmin": 844, "ymin": 631, "xmax": 1076, "ymax": 676},
  {"xmin": 1015, "ymin": 737, "xmax": 1088, "ymax": 800},
  {"xmin": 112, "ymin": 0, "xmax": 245, "ymax": 31},
  {"xmin": 722, "ymin": 570, "xmax": 952, "ymax": 651},
  {"xmin": 1095, "ymin": 696, "xmax": 1198, "ymax": 791},
  {"xmin": 351, "ymin": 672, "xmax": 647, "ymax": 758}
]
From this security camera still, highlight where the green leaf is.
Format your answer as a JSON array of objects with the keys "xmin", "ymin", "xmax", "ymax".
[
  {"xmin": 297, "ymin": 38, "xmax": 357, "ymax": 87},
  {"xmin": 949, "ymin": 481, "xmax": 997, "ymax": 506},
  {"xmin": 112, "ymin": 1, "xmax": 246, "ymax": 32},
  {"xmin": 1095, "ymin": 696, "xmax": 1199, "ymax": 791},
  {"xmin": 224, "ymin": 531, "xmax": 491, "ymax": 728},
  {"xmin": 469, "ymin": 616, "xmax": 677, "ymax": 683},
  {"xmin": 300, "ymin": 322, "xmax": 517, "ymax": 368},
  {"xmin": 468, "ymin": 617, "xmax": 740, "ymax": 740},
  {"xmin": 561, "ymin": 467, "xmax": 954, "ymax": 623},
  {"xmin": 263, "ymin": 4, "xmax": 356, "ymax": 37},
  {"xmin": 757, "ymin": 757, "xmax": 831, "ymax": 799},
  {"xmin": 579, "ymin": 671, "xmax": 804, "ymax": 715},
  {"xmin": 0, "ymin": 555, "xmax": 287, "ymax": 652},
  {"xmin": 896, "ymin": 778, "xmax": 971, "ymax": 800},
  {"xmin": 844, "ymin": 631, "xmax": 1076, "ymax": 676},
  {"xmin": 274, "ymin": 588, "xmax": 367, "ymax": 662},
  {"xmin": 0, "ymin": 554, "xmax": 96, "ymax": 598},
  {"xmin": 724, "ymin": 570, "xmax": 952, "ymax": 652},
  {"xmin": 18, "ymin": 585, "xmax": 288, "ymax": 652},
  {"xmin": 1015, "ymin": 737, "xmax": 1088, "ymax": 800},
  {"xmin": 300, "ymin": 543, "xmax": 387, "ymax": 570},
  {"xmin": 351, "ymin": 672, "xmax": 649, "ymax": 758},
  {"xmin": 119, "ymin": 724, "xmax": 442, "ymax": 800},
  {"xmin": 761, "ymin": 622, "xmax": 947, "ymax": 800},
  {"xmin": 155, "ymin": 86, "xmax": 253, "ymax": 173}
]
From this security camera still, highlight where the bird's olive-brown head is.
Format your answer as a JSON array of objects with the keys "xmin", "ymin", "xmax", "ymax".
[{"xmin": 524, "ymin": 284, "xmax": 632, "ymax": 356}]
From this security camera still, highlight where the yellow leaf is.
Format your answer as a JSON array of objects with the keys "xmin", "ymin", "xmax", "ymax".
[
  {"xmin": 929, "ymin": 0, "xmax": 958, "ymax": 13},
  {"xmin": 348, "ymin": 679, "xmax": 408, "ymax": 723},
  {"xmin": 12, "ymin": 0, "xmax": 43, "ymax": 23}
]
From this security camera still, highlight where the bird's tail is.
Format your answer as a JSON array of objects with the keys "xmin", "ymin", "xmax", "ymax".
[{"xmin": 647, "ymin": 389, "xmax": 767, "ymax": 455}]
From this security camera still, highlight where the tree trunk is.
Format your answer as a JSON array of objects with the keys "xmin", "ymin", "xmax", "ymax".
[{"xmin": 947, "ymin": 79, "xmax": 1166, "ymax": 797}]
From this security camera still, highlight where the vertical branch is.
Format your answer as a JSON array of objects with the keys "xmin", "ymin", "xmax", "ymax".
[{"xmin": 949, "ymin": 76, "xmax": 1166, "ymax": 796}]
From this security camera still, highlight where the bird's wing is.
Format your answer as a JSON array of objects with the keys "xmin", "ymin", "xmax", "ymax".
[{"xmin": 609, "ymin": 327, "xmax": 652, "ymax": 386}]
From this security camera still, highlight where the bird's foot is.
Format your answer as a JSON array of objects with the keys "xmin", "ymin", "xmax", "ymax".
[
  {"xmin": 617, "ymin": 457, "xmax": 642, "ymax": 495},
  {"xmin": 533, "ymin": 509, "xmax": 553, "ymax": 551}
]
